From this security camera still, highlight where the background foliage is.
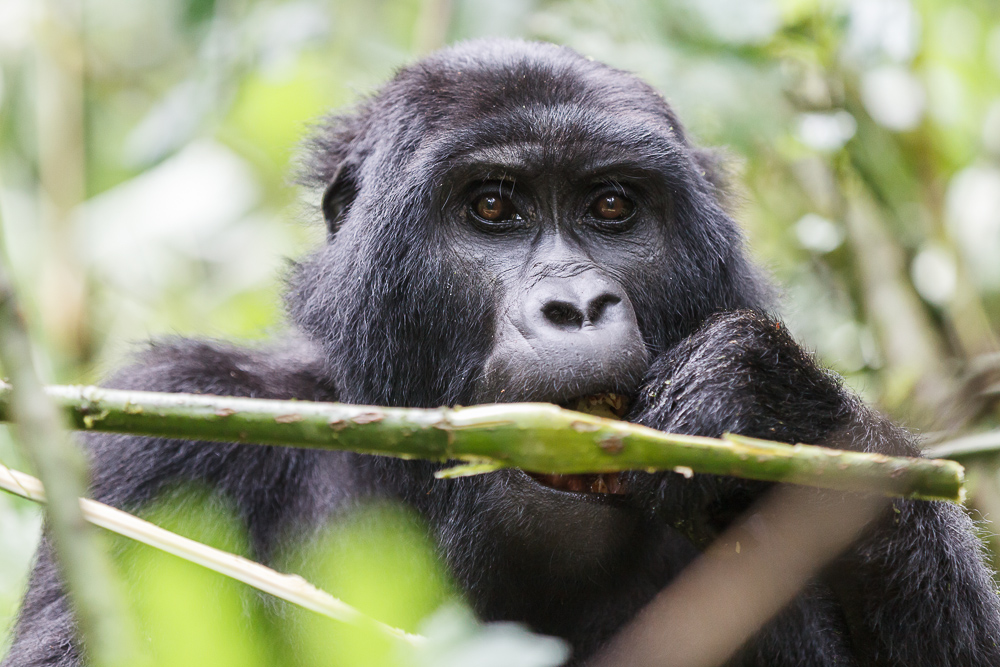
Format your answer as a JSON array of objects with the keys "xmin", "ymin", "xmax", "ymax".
[{"xmin": 2, "ymin": 0, "xmax": 1000, "ymax": 660}]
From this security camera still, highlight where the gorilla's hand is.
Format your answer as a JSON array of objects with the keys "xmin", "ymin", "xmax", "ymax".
[{"xmin": 627, "ymin": 310, "xmax": 851, "ymax": 542}]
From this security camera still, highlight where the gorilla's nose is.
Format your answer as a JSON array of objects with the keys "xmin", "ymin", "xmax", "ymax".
[
  {"xmin": 528, "ymin": 277, "xmax": 631, "ymax": 336},
  {"xmin": 540, "ymin": 294, "xmax": 621, "ymax": 330}
]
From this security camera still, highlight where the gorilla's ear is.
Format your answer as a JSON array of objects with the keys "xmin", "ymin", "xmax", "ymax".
[
  {"xmin": 690, "ymin": 147, "xmax": 731, "ymax": 192},
  {"xmin": 691, "ymin": 146, "xmax": 738, "ymax": 209},
  {"xmin": 300, "ymin": 108, "xmax": 369, "ymax": 237},
  {"xmin": 321, "ymin": 162, "xmax": 359, "ymax": 236}
]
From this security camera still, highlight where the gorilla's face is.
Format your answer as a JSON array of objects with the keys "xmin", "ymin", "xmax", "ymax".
[{"xmin": 444, "ymin": 136, "xmax": 669, "ymax": 407}]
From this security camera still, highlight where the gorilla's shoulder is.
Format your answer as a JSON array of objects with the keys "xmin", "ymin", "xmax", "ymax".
[{"xmin": 103, "ymin": 337, "xmax": 336, "ymax": 403}]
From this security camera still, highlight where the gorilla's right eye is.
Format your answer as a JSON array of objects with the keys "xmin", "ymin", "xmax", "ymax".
[{"xmin": 471, "ymin": 193, "xmax": 519, "ymax": 225}]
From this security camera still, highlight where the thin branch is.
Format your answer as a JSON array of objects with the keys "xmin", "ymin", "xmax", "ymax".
[
  {"xmin": 0, "ymin": 383, "xmax": 966, "ymax": 502},
  {"xmin": 924, "ymin": 431, "xmax": 1000, "ymax": 461},
  {"xmin": 0, "ymin": 460, "xmax": 422, "ymax": 645},
  {"xmin": 0, "ymin": 267, "xmax": 133, "ymax": 667}
]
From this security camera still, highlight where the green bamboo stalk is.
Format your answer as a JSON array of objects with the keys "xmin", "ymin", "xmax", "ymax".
[{"xmin": 0, "ymin": 383, "xmax": 965, "ymax": 502}]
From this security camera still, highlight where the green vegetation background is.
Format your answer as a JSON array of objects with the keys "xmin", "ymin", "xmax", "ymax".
[{"xmin": 2, "ymin": 0, "xmax": 1000, "ymax": 660}]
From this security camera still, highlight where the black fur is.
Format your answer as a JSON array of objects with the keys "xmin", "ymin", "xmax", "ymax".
[{"xmin": 6, "ymin": 40, "xmax": 1000, "ymax": 666}]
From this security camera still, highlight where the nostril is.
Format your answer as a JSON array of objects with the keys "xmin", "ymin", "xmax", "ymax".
[
  {"xmin": 541, "ymin": 301, "xmax": 585, "ymax": 329},
  {"xmin": 587, "ymin": 294, "xmax": 621, "ymax": 324}
]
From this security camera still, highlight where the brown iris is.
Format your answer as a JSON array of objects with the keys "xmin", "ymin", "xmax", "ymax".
[
  {"xmin": 474, "ymin": 194, "xmax": 516, "ymax": 222},
  {"xmin": 591, "ymin": 194, "xmax": 634, "ymax": 221}
]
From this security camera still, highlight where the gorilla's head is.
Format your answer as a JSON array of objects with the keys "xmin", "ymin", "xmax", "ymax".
[{"xmin": 290, "ymin": 39, "xmax": 767, "ymax": 417}]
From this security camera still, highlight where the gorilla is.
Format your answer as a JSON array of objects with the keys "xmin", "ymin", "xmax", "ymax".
[{"xmin": 6, "ymin": 39, "xmax": 1000, "ymax": 667}]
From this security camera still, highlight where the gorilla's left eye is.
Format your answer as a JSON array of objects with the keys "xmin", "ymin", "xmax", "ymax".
[
  {"xmin": 590, "ymin": 193, "xmax": 635, "ymax": 222},
  {"xmin": 470, "ymin": 192, "xmax": 520, "ymax": 227}
]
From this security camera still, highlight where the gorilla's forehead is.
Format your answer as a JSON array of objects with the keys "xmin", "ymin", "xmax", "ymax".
[
  {"xmin": 424, "ymin": 111, "xmax": 684, "ymax": 184},
  {"xmin": 407, "ymin": 93, "xmax": 688, "ymax": 184}
]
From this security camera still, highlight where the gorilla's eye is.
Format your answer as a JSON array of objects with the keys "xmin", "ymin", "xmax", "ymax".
[
  {"xmin": 471, "ymin": 193, "xmax": 518, "ymax": 225},
  {"xmin": 590, "ymin": 194, "xmax": 635, "ymax": 222}
]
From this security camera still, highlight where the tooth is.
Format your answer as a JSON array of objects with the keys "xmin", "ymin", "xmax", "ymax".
[
  {"xmin": 593, "ymin": 475, "xmax": 609, "ymax": 493},
  {"xmin": 607, "ymin": 474, "xmax": 620, "ymax": 494}
]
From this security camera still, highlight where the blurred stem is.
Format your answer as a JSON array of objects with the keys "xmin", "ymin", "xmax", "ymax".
[
  {"xmin": 906, "ymin": 118, "xmax": 998, "ymax": 361},
  {"xmin": 35, "ymin": 0, "xmax": 91, "ymax": 371},
  {"xmin": 589, "ymin": 486, "xmax": 886, "ymax": 667},
  {"xmin": 0, "ymin": 261, "xmax": 133, "ymax": 667},
  {"xmin": 414, "ymin": 0, "xmax": 452, "ymax": 53},
  {"xmin": 840, "ymin": 173, "xmax": 959, "ymax": 428},
  {"xmin": 0, "ymin": 383, "xmax": 967, "ymax": 502}
]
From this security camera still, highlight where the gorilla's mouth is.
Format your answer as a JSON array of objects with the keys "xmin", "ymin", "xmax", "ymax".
[
  {"xmin": 528, "ymin": 471, "xmax": 628, "ymax": 495},
  {"xmin": 561, "ymin": 393, "xmax": 630, "ymax": 421},
  {"xmin": 527, "ymin": 393, "xmax": 632, "ymax": 496}
]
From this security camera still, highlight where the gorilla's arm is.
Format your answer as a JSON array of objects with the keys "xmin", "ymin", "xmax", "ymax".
[
  {"xmin": 2, "ymin": 339, "xmax": 351, "ymax": 667},
  {"xmin": 629, "ymin": 310, "xmax": 1000, "ymax": 666}
]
